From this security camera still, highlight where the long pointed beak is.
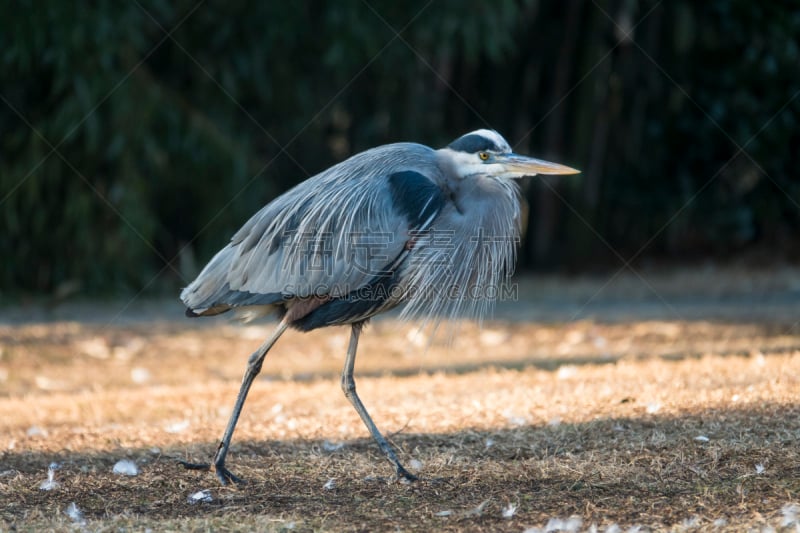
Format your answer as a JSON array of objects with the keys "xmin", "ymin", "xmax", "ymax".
[{"xmin": 499, "ymin": 153, "xmax": 580, "ymax": 177}]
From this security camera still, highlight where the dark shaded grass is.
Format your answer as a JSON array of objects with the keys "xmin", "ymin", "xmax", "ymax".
[{"xmin": 2, "ymin": 406, "xmax": 799, "ymax": 531}]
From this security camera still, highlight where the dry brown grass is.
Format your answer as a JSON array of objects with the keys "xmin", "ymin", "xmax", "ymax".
[{"xmin": 2, "ymin": 270, "xmax": 800, "ymax": 531}]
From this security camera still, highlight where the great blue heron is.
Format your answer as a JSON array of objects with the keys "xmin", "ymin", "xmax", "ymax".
[{"xmin": 179, "ymin": 129, "xmax": 579, "ymax": 484}]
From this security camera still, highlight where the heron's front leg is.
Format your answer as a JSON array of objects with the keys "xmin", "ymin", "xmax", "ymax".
[
  {"xmin": 341, "ymin": 323, "xmax": 417, "ymax": 481},
  {"xmin": 179, "ymin": 320, "xmax": 289, "ymax": 485}
]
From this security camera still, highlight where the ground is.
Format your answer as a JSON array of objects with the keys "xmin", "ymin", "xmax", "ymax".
[{"xmin": 1, "ymin": 265, "xmax": 800, "ymax": 532}]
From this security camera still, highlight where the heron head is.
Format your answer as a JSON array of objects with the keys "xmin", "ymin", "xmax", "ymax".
[{"xmin": 439, "ymin": 129, "xmax": 580, "ymax": 180}]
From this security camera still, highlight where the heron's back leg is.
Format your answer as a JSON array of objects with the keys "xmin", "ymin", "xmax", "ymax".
[
  {"xmin": 180, "ymin": 319, "xmax": 289, "ymax": 485},
  {"xmin": 341, "ymin": 322, "xmax": 417, "ymax": 481}
]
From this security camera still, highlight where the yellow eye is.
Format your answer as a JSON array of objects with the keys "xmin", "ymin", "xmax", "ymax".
[{"xmin": 478, "ymin": 152, "xmax": 490, "ymax": 161}]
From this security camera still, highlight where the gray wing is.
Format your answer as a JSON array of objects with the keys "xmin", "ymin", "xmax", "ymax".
[{"xmin": 181, "ymin": 143, "xmax": 446, "ymax": 315}]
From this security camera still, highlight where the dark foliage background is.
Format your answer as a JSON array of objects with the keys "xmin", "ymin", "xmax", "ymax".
[{"xmin": 2, "ymin": 0, "xmax": 799, "ymax": 296}]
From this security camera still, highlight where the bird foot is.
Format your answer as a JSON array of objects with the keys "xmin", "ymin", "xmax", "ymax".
[
  {"xmin": 177, "ymin": 459, "xmax": 245, "ymax": 485},
  {"xmin": 396, "ymin": 464, "xmax": 418, "ymax": 482}
]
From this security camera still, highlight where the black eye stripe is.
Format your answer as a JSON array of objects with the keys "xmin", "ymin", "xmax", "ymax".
[{"xmin": 448, "ymin": 134, "xmax": 500, "ymax": 153}]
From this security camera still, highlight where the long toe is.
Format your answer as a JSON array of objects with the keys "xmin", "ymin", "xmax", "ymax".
[
  {"xmin": 396, "ymin": 465, "xmax": 418, "ymax": 482},
  {"xmin": 214, "ymin": 464, "xmax": 245, "ymax": 485},
  {"xmin": 177, "ymin": 459, "xmax": 212, "ymax": 472}
]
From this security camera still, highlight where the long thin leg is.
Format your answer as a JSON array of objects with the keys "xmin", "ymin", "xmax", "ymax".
[
  {"xmin": 341, "ymin": 323, "xmax": 417, "ymax": 481},
  {"xmin": 180, "ymin": 319, "xmax": 289, "ymax": 485}
]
